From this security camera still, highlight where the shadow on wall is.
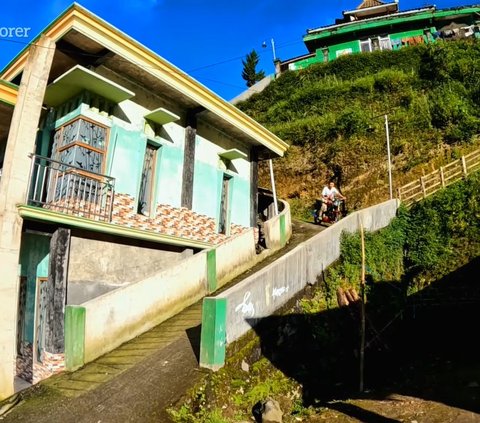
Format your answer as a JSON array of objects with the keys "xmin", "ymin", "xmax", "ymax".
[{"xmin": 248, "ymin": 257, "xmax": 480, "ymax": 419}]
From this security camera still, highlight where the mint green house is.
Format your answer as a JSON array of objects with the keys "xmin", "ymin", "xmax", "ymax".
[
  {"xmin": 0, "ymin": 4, "xmax": 289, "ymax": 396},
  {"xmin": 278, "ymin": 0, "xmax": 480, "ymax": 72}
]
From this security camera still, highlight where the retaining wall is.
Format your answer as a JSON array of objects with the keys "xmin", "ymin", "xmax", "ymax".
[
  {"xmin": 63, "ymin": 204, "xmax": 292, "ymax": 369},
  {"xmin": 263, "ymin": 200, "xmax": 291, "ymax": 250},
  {"xmin": 199, "ymin": 199, "xmax": 399, "ymax": 369}
]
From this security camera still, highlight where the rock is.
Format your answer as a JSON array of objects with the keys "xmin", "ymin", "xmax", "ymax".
[
  {"xmin": 336, "ymin": 287, "xmax": 349, "ymax": 307},
  {"xmin": 262, "ymin": 398, "xmax": 283, "ymax": 423},
  {"xmin": 241, "ymin": 360, "xmax": 250, "ymax": 372},
  {"xmin": 349, "ymin": 288, "xmax": 360, "ymax": 302}
]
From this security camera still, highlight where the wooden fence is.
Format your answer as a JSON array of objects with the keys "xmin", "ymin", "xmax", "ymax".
[{"xmin": 397, "ymin": 148, "xmax": 480, "ymax": 206}]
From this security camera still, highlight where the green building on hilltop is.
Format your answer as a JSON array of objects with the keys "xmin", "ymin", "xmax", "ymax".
[{"xmin": 278, "ymin": 0, "xmax": 480, "ymax": 73}]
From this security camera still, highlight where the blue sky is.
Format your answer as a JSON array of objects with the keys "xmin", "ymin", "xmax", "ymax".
[{"xmin": 0, "ymin": 0, "xmax": 470, "ymax": 100}]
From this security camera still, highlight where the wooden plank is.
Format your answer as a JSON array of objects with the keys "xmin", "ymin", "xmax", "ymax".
[
  {"xmin": 444, "ymin": 170, "xmax": 463, "ymax": 182},
  {"xmin": 424, "ymin": 174, "xmax": 440, "ymax": 188},
  {"xmin": 401, "ymin": 182, "xmax": 422, "ymax": 195},
  {"xmin": 444, "ymin": 159, "xmax": 461, "ymax": 170},
  {"xmin": 421, "ymin": 177, "xmax": 426, "ymax": 198},
  {"xmin": 464, "ymin": 148, "xmax": 480, "ymax": 160},
  {"xmin": 403, "ymin": 191, "xmax": 424, "ymax": 202},
  {"xmin": 45, "ymin": 227, "xmax": 70, "ymax": 354},
  {"xmin": 440, "ymin": 167, "xmax": 445, "ymax": 187},
  {"xmin": 400, "ymin": 179, "xmax": 421, "ymax": 189},
  {"xmin": 425, "ymin": 180, "xmax": 441, "ymax": 192},
  {"xmin": 461, "ymin": 156, "xmax": 468, "ymax": 176},
  {"xmin": 467, "ymin": 162, "xmax": 480, "ymax": 173},
  {"xmin": 465, "ymin": 153, "xmax": 480, "ymax": 164}
]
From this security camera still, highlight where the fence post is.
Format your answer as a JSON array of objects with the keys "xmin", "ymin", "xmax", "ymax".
[
  {"xmin": 439, "ymin": 167, "xmax": 445, "ymax": 188},
  {"xmin": 461, "ymin": 156, "xmax": 468, "ymax": 176},
  {"xmin": 420, "ymin": 176, "xmax": 426, "ymax": 198},
  {"xmin": 397, "ymin": 188, "xmax": 402, "ymax": 201}
]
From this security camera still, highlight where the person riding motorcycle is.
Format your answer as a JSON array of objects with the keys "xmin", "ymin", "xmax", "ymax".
[{"xmin": 316, "ymin": 181, "xmax": 346, "ymax": 223}]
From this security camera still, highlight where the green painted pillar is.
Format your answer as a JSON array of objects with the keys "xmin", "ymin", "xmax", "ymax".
[
  {"xmin": 280, "ymin": 214, "xmax": 286, "ymax": 247},
  {"xmin": 199, "ymin": 297, "xmax": 227, "ymax": 370},
  {"xmin": 65, "ymin": 305, "xmax": 86, "ymax": 371},
  {"xmin": 207, "ymin": 249, "xmax": 217, "ymax": 293}
]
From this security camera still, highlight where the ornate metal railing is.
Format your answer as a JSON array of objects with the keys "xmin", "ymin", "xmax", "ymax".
[{"xmin": 27, "ymin": 154, "xmax": 115, "ymax": 222}]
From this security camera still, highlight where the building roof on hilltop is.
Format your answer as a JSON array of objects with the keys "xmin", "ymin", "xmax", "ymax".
[{"xmin": 357, "ymin": 0, "xmax": 386, "ymax": 9}]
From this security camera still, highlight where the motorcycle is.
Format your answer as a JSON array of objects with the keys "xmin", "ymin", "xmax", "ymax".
[{"xmin": 313, "ymin": 198, "xmax": 345, "ymax": 225}]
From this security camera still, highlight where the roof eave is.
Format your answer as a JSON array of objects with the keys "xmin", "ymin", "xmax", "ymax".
[
  {"xmin": 0, "ymin": 80, "xmax": 19, "ymax": 106},
  {"xmin": 1, "ymin": 3, "xmax": 288, "ymax": 157}
]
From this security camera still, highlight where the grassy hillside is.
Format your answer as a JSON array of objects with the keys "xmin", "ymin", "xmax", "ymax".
[
  {"xmin": 238, "ymin": 40, "xmax": 480, "ymax": 216},
  {"xmin": 169, "ymin": 173, "xmax": 480, "ymax": 423}
]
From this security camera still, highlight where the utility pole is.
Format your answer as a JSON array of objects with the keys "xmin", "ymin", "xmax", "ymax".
[
  {"xmin": 269, "ymin": 159, "xmax": 279, "ymax": 216},
  {"xmin": 262, "ymin": 38, "xmax": 277, "ymax": 62},
  {"xmin": 359, "ymin": 217, "xmax": 366, "ymax": 393},
  {"xmin": 373, "ymin": 112, "xmax": 394, "ymax": 200},
  {"xmin": 384, "ymin": 114, "xmax": 393, "ymax": 200}
]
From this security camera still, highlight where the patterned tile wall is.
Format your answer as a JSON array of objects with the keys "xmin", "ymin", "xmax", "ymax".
[
  {"xmin": 16, "ymin": 342, "xmax": 65, "ymax": 385},
  {"xmin": 111, "ymin": 193, "xmax": 247, "ymax": 244},
  {"xmin": 42, "ymin": 193, "xmax": 248, "ymax": 245}
]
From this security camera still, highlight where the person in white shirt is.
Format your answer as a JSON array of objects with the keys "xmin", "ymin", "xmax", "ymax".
[{"xmin": 321, "ymin": 181, "xmax": 346, "ymax": 214}]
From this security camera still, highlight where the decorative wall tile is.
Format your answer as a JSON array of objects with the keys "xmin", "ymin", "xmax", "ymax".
[
  {"xmin": 16, "ymin": 342, "xmax": 65, "ymax": 385},
  {"xmin": 110, "ymin": 194, "xmax": 247, "ymax": 245}
]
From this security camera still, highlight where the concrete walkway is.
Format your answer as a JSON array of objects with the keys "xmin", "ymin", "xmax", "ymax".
[{"xmin": 0, "ymin": 220, "xmax": 323, "ymax": 423}]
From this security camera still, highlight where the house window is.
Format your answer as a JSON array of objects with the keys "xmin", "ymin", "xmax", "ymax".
[
  {"xmin": 379, "ymin": 36, "xmax": 392, "ymax": 51},
  {"xmin": 360, "ymin": 40, "xmax": 372, "ymax": 52},
  {"xmin": 138, "ymin": 143, "xmax": 158, "ymax": 216},
  {"xmin": 53, "ymin": 117, "xmax": 108, "ymax": 175},
  {"xmin": 51, "ymin": 117, "xmax": 109, "ymax": 203},
  {"xmin": 322, "ymin": 48, "xmax": 329, "ymax": 62},
  {"xmin": 218, "ymin": 174, "xmax": 232, "ymax": 235}
]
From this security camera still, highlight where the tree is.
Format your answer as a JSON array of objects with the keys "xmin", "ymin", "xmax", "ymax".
[{"xmin": 241, "ymin": 50, "xmax": 266, "ymax": 87}]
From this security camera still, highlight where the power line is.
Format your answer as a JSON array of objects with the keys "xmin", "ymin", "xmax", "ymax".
[{"xmin": 0, "ymin": 32, "xmax": 306, "ymax": 76}]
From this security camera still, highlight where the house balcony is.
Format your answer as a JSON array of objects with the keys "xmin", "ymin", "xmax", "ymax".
[
  {"xmin": 23, "ymin": 155, "xmax": 248, "ymax": 249},
  {"xmin": 26, "ymin": 154, "xmax": 115, "ymax": 222}
]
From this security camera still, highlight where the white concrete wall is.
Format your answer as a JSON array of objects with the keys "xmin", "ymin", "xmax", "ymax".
[
  {"xmin": 82, "ymin": 251, "xmax": 207, "ymax": 363},
  {"xmin": 230, "ymin": 76, "xmax": 274, "ymax": 105},
  {"xmin": 216, "ymin": 229, "xmax": 256, "ymax": 287},
  {"xmin": 78, "ymin": 199, "xmax": 292, "ymax": 365},
  {"xmin": 217, "ymin": 199, "xmax": 400, "ymax": 344},
  {"xmin": 263, "ymin": 199, "xmax": 291, "ymax": 249},
  {"xmin": 67, "ymin": 235, "xmax": 190, "ymax": 305}
]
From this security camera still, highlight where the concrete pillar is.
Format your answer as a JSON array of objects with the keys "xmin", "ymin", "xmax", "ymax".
[
  {"xmin": 181, "ymin": 111, "xmax": 197, "ymax": 209},
  {"xmin": 199, "ymin": 297, "xmax": 227, "ymax": 370},
  {"xmin": 45, "ymin": 228, "xmax": 70, "ymax": 354},
  {"xmin": 0, "ymin": 35, "xmax": 55, "ymax": 400},
  {"xmin": 250, "ymin": 147, "xmax": 259, "ymax": 227}
]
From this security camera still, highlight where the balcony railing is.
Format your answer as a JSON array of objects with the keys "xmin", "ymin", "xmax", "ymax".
[{"xmin": 27, "ymin": 154, "xmax": 115, "ymax": 222}]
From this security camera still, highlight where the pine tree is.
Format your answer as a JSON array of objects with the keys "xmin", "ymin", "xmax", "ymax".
[{"xmin": 241, "ymin": 50, "xmax": 266, "ymax": 87}]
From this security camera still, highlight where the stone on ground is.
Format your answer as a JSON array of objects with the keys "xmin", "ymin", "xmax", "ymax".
[{"xmin": 261, "ymin": 398, "xmax": 283, "ymax": 423}]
